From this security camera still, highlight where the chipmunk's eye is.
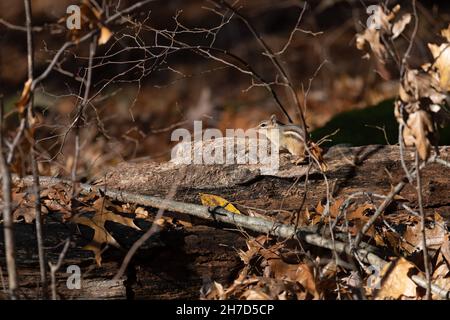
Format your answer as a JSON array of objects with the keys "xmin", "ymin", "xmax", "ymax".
[{"xmin": 260, "ymin": 123, "xmax": 266, "ymax": 127}]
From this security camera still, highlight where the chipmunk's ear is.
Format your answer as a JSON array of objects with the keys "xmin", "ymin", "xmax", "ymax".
[{"xmin": 270, "ymin": 114, "xmax": 278, "ymax": 124}]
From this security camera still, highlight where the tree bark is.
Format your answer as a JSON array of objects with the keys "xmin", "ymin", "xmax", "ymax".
[{"xmin": 1, "ymin": 145, "xmax": 449, "ymax": 299}]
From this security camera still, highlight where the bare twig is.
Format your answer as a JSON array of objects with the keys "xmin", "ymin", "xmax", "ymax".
[
  {"xmin": 415, "ymin": 150, "xmax": 431, "ymax": 299},
  {"xmin": 353, "ymin": 179, "xmax": 405, "ymax": 249},
  {"xmin": 274, "ymin": 4, "xmax": 309, "ymax": 56},
  {"xmin": 399, "ymin": 123, "xmax": 413, "ymax": 183},
  {"xmin": 24, "ymin": 0, "xmax": 48, "ymax": 298},
  {"xmin": 0, "ymin": 97, "xmax": 18, "ymax": 299},
  {"xmin": 434, "ymin": 157, "xmax": 450, "ymax": 168},
  {"xmin": 400, "ymin": 0, "xmax": 419, "ymax": 75},
  {"xmin": 31, "ymin": 0, "xmax": 157, "ymax": 92},
  {"xmin": 72, "ymin": 36, "xmax": 97, "ymax": 196},
  {"xmin": 212, "ymin": 0, "xmax": 309, "ymax": 132},
  {"xmin": 0, "ymin": 18, "xmax": 44, "ymax": 32},
  {"xmin": 48, "ymin": 238, "xmax": 71, "ymax": 300}
]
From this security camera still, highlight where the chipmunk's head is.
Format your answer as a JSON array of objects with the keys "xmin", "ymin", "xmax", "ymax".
[{"xmin": 257, "ymin": 114, "xmax": 282, "ymax": 129}]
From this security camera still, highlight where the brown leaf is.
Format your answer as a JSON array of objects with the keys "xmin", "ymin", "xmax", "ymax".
[
  {"xmin": 401, "ymin": 217, "xmax": 446, "ymax": 254},
  {"xmin": 428, "ymin": 42, "xmax": 450, "ymax": 91},
  {"xmin": 242, "ymin": 289, "xmax": 272, "ymax": 300},
  {"xmin": 375, "ymin": 258, "xmax": 420, "ymax": 299},
  {"xmin": 72, "ymin": 215, "xmax": 119, "ymax": 266},
  {"xmin": 391, "ymin": 13, "xmax": 411, "ymax": 40},
  {"xmin": 320, "ymin": 260, "xmax": 337, "ymax": 279},
  {"xmin": 98, "ymin": 27, "xmax": 112, "ymax": 45},
  {"xmin": 308, "ymin": 141, "xmax": 327, "ymax": 171},
  {"xmin": 347, "ymin": 203, "xmax": 375, "ymax": 220},
  {"xmin": 15, "ymin": 78, "xmax": 32, "ymax": 115},
  {"xmin": 73, "ymin": 197, "xmax": 140, "ymax": 265},
  {"xmin": 295, "ymin": 264, "xmax": 320, "ymax": 299},
  {"xmin": 356, "ymin": 28, "xmax": 387, "ymax": 60},
  {"xmin": 398, "ymin": 69, "xmax": 446, "ymax": 104},
  {"xmin": 440, "ymin": 234, "xmax": 450, "ymax": 265},
  {"xmin": 134, "ymin": 207, "xmax": 149, "ymax": 219},
  {"xmin": 355, "ymin": 5, "xmax": 402, "ymax": 61},
  {"xmin": 403, "ymin": 110, "xmax": 434, "ymax": 161},
  {"xmin": 441, "ymin": 24, "xmax": 450, "ymax": 42},
  {"xmin": 315, "ymin": 198, "xmax": 344, "ymax": 219},
  {"xmin": 12, "ymin": 190, "xmax": 36, "ymax": 223},
  {"xmin": 431, "ymin": 259, "xmax": 450, "ymax": 300},
  {"xmin": 238, "ymin": 237, "xmax": 266, "ymax": 265},
  {"xmin": 202, "ymin": 281, "xmax": 226, "ymax": 300}
]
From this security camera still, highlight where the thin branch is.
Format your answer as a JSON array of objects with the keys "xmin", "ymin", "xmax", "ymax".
[
  {"xmin": 274, "ymin": 4, "xmax": 309, "ymax": 55},
  {"xmin": 400, "ymin": 0, "xmax": 419, "ymax": 76},
  {"xmin": 0, "ymin": 97, "xmax": 18, "ymax": 300},
  {"xmin": 3, "ymin": 0, "xmax": 158, "ymax": 173},
  {"xmin": 48, "ymin": 238, "xmax": 71, "ymax": 300},
  {"xmin": 212, "ymin": 0, "xmax": 308, "ymax": 129},
  {"xmin": 353, "ymin": 180, "xmax": 405, "ymax": 248},
  {"xmin": 31, "ymin": 0, "xmax": 157, "ymax": 92},
  {"xmin": 0, "ymin": 18, "xmax": 44, "ymax": 32},
  {"xmin": 415, "ymin": 150, "xmax": 431, "ymax": 299},
  {"xmin": 434, "ymin": 157, "xmax": 450, "ymax": 168},
  {"xmin": 72, "ymin": 36, "xmax": 97, "ymax": 196},
  {"xmin": 399, "ymin": 122, "xmax": 413, "ymax": 183},
  {"xmin": 24, "ymin": 0, "xmax": 48, "ymax": 298}
]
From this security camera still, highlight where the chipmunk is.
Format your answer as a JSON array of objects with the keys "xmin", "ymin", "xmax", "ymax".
[{"xmin": 256, "ymin": 114, "xmax": 307, "ymax": 164}]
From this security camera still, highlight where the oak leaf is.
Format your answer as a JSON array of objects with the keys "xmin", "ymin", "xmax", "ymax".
[
  {"xmin": 73, "ymin": 197, "xmax": 140, "ymax": 265},
  {"xmin": 375, "ymin": 258, "xmax": 420, "ymax": 299}
]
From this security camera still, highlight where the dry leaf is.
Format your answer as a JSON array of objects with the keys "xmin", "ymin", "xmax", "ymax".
[
  {"xmin": 73, "ymin": 197, "xmax": 140, "ymax": 265},
  {"xmin": 16, "ymin": 78, "xmax": 32, "ymax": 115},
  {"xmin": 431, "ymin": 258, "xmax": 450, "ymax": 300},
  {"xmin": 428, "ymin": 42, "xmax": 450, "ymax": 91},
  {"xmin": 242, "ymin": 289, "xmax": 272, "ymax": 300},
  {"xmin": 405, "ymin": 110, "xmax": 434, "ymax": 160},
  {"xmin": 134, "ymin": 207, "xmax": 149, "ymax": 219},
  {"xmin": 391, "ymin": 13, "xmax": 411, "ymax": 40},
  {"xmin": 154, "ymin": 217, "xmax": 168, "ymax": 228},
  {"xmin": 199, "ymin": 193, "xmax": 241, "ymax": 214},
  {"xmin": 356, "ymin": 28, "xmax": 387, "ymax": 60},
  {"xmin": 98, "ymin": 27, "xmax": 112, "ymax": 45},
  {"xmin": 440, "ymin": 234, "xmax": 450, "ymax": 265},
  {"xmin": 320, "ymin": 260, "xmax": 337, "ymax": 279},
  {"xmin": 295, "ymin": 264, "xmax": 320, "ymax": 299},
  {"xmin": 346, "ymin": 203, "xmax": 375, "ymax": 220},
  {"xmin": 355, "ymin": 5, "xmax": 403, "ymax": 61},
  {"xmin": 202, "ymin": 281, "xmax": 226, "ymax": 300},
  {"xmin": 238, "ymin": 237, "xmax": 265, "ymax": 265},
  {"xmin": 441, "ymin": 24, "xmax": 450, "ymax": 42},
  {"xmin": 315, "ymin": 198, "xmax": 344, "ymax": 219},
  {"xmin": 375, "ymin": 258, "xmax": 420, "ymax": 299},
  {"xmin": 401, "ymin": 217, "xmax": 446, "ymax": 254},
  {"xmin": 398, "ymin": 69, "xmax": 446, "ymax": 104},
  {"xmin": 308, "ymin": 141, "xmax": 327, "ymax": 171},
  {"xmin": 12, "ymin": 190, "xmax": 36, "ymax": 223}
]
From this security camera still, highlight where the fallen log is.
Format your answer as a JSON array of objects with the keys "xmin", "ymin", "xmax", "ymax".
[{"xmin": 1, "ymin": 145, "xmax": 449, "ymax": 299}]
